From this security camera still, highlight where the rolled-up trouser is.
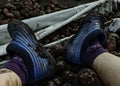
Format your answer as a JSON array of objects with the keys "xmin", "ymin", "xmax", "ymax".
[
  {"xmin": 93, "ymin": 52, "xmax": 120, "ymax": 86},
  {"xmin": 0, "ymin": 68, "xmax": 22, "ymax": 86}
]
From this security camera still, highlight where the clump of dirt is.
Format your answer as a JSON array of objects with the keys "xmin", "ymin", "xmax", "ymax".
[{"xmin": 0, "ymin": 0, "xmax": 120, "ymax": 86}]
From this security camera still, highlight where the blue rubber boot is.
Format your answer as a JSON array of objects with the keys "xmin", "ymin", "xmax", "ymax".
[
  {"xmin": 65, "ymin": 13, "xmax": 106, "ymax": 64},
  {"xmin": 6, "ymin": 20, "xmax": 56, "ymax": 81}
]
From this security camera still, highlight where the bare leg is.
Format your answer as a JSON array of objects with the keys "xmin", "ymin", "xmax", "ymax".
[{"xmin": 93, "ymin": 52, "xmax": 120, "ymax": 86}]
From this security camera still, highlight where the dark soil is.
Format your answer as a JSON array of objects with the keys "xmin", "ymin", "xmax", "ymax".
[
  {"xmin": 39, "ymin": 0, "xmax": 93, "ymax": 7},
  {"xmin": 0, "ymin": 0, "xmax": 120, "ymax": 86}
]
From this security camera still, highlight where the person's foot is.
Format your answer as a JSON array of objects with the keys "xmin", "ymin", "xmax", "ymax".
[
  {"xmin": 6, "ymin": 20, "xmax": 55, "ymax": 81},
  {"xmin": 65, "ymin": 12, "xmax": 107, "ymax": 67}
]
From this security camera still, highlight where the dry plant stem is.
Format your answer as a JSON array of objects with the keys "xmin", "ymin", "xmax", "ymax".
[
  {"xmin": 35, "ymin": 0, "xmax": 107, "ymax": 40},
  {"xmin": 0, "ymin": 1, "xmax": 94, "ymax": 45},
  {"xmin": 0, "ymin": 44, "xmax": 9, "ymax": 56},
  {"xmin": 44, "ymin": 35, "xmax": 74, "ymax": 48},
  {"xmin": 0, "ymin": 34, "xmax": 74, "ymax": 66},
  {"xmin": 0, "ymin": 0, "xmax": 106, "ymax": 56},
  {"xmin": 0, "ymin": 34, "xmax": 74, "ymax": 56}
]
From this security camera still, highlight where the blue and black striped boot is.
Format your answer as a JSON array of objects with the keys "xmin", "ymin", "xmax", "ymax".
[
  {"xmin": 65, "ymin": 12, "xmax": 107, "ymax": 67},
  {"xmin": 6, "ymin": 20, "xmax": 56, "ymax": 82}
]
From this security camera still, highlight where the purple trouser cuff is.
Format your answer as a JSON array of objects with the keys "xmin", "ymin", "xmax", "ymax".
[
  {"xmin": 4, "ymin": 56, "xmax": 29, "ymax": 85},
  {"xmin": 82, "ymin": 43, "xmax": 107, "ymax": 67}
]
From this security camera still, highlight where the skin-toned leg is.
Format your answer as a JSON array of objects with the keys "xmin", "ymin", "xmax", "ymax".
[
  {"xmin": 0, "ymin": 68, "xmax": 22, "ymax": 86},
  {"xmin": 93, "ymin": 52, "xmax": 120, "ymax": 86}
]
